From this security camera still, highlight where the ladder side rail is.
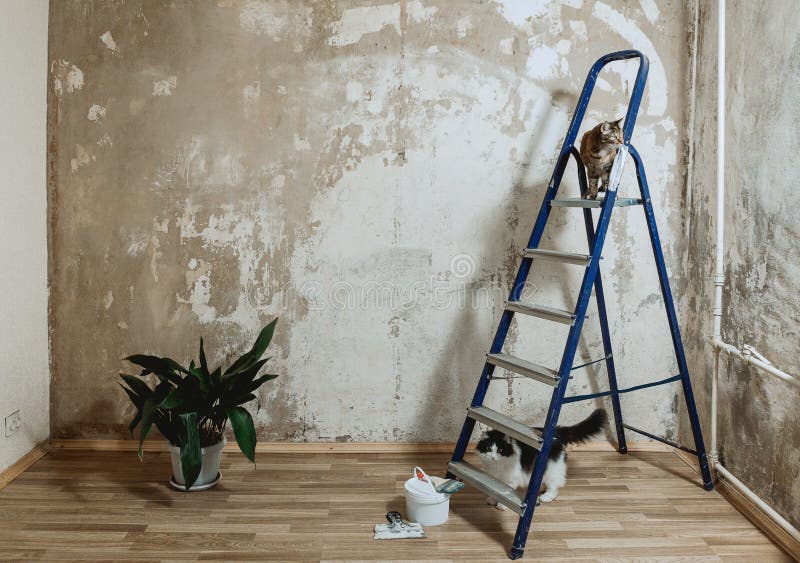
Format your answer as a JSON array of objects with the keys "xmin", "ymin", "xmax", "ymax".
[
  {"xmin": 580, "ymin": 204, "xmax": 629, "ymax": 456},
  {"xmin": 450, "ymin": 367, "xmax": 494, "ymax": 465},
  {"xmin": 510, "ymin": 187, "xmax": 621, "ymax": 559},
  {"xmin": 559, "ymin": 50, "xmax": 649, "ymax": 159},
  {"xmin": 568, "ymin": 147, "xmax": 628, "ymax": 453},
  {"xmin": 628, "ymin": 144, "xmax": 713, "ymax": 490},
  {"xmin": 619, "ymin": 53, "xmax": 649, "ymax": 142}
]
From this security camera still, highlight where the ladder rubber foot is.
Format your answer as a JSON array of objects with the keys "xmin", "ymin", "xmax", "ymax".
[
  {"xmin": 508, "ymin": 547, "xmax": 525, "ymax": 560},
  {"xmin": 618, "ymin": 446, "xmax": 628, "ymax": 454},
  {"xmin": 703, "ymin": 481, "xmax": 714, "ymax": 491}
]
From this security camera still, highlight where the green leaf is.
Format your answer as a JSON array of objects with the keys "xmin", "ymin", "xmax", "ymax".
[
  {"xmin": 235, "ymin": 372, "xmax": 279, "ymax": 396},
  {"xmin": 120, "ymin": 384, "xmax": 144, "ymax": 436},
  {"xmin": 125, "ymin": 354, "xmax": 187, "ymax": 384},
  {"xmin": 178, "ymin": 412, "xmax": 202, "ymax": 491},
  {"xmin": 137, "ymin": 399, "xmax": 157, "ymax": 461},
  {"xmin": 129, "ymin": 409, "xmax": 143, "ymax": 437},
  {"xmin": 223, "ymin": 359, "xmax": 268, "ymax": 387},
  {"xmin": 199, "ymin": 337, "xmax": 210, "ymax": 378},
  {"xmin": 224, "ymin": 319, "xmax": 277, "ymax": 375},
  {"xmin": 119, "ymin": 382, "xmax": 142, "ymax": 406},
  {"xmin": 128, "ymin": 354, "xmax": 189, "ymax": 374},
  {"xmin": 164, "ymin": 372, "xmax": 206, "ymax": 414},
  {"xmin": 226, "ymin": 406, "xmax": 256, "ymax": 463},
  {"xmin": 153, "ymin": 412, "xmax": 180, "ymax": 445},
  {"xmin": 153, "ymin": 379, "xmax": 174, "ymax": 402},
  {"xmin": 222, "ymin": 393, "xmax": 257, "ymax": 408},
  {"xmin": 159, "ymin": 388, "xmax": 184, "ymax": 409},
  {"xmin": 188, "ymin": 366, "xmax": 210, "ymax": 393},
  {"xmin": 120, "ymin": 374, "xmax": 153, "ymax": 400}
]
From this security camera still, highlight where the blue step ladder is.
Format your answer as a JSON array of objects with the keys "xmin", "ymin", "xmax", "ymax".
[{"xmin": 446, "ymin": 50, "xmax": 714, "ymax": 560}]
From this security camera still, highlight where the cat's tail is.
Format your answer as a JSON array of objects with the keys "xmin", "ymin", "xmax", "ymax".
[{"xmin": 555, "ymin": 408, "xmax": 608, "ymax": 444}]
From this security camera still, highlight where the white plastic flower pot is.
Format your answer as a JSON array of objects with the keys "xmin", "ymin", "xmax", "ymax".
[
  {"xmin": 404, "ymin": 466, "xmax": 450, "ymax": 526},
  {"xmin": 167, "ymin": 436, "xmax": 226, "ymax": 491}
]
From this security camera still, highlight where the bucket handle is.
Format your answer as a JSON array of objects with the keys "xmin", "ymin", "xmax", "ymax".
[{"xmin": 413, "ymin": 466, "xmax": 439, "ymax": 497}]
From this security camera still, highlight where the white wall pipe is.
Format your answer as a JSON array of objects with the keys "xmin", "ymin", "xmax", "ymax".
[
  {"xmin": 710, "ymin": 0, "xmax": 800, "ymax": 547},
  {"xmin": 710, "ymin": 0, "xmax": 726, "ymax": 463},
  {"xmin": 710, "ymin": 344, "xmax": 719, "ymax": 458},
  {"xmin": 714, "ymin": 339, "xmax": 800, "ymax": 389},
  {"xmin": 712, "ymin": 0, "xmax": 725, "ymax": 344}
]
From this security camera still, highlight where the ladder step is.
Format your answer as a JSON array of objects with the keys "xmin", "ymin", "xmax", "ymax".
[
  {"xmin": 523, "ymin": 248, "xmax": 592, "ymax": 266},
  {"xmin": 467, "ymin": 406, "xmax": 543, "ymax": 447},
  {"xmin": 487, "ymin": 353, "xmax": 559, "ymax": 386},
  {"xmin": 551, "ymin": 197, "xmax": 642, "ymax": 208},
  {"xmin": 507, "ymin": 301, "xmax": 576, "ymax": 325},
  {"xmin": 447, "ymin": 460, "xmax": 525, "ymax": 514}
]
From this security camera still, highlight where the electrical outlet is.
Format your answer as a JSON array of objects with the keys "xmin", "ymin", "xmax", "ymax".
[{"xmin": 5, "ymin": 410, "xmax": 21, "ymax": 437}]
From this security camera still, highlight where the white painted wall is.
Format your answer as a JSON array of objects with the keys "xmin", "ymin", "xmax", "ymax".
[
  {"xmin": 0, "ymin": 0, "xmax": 50, "ymax": 471},
  {"xmin": 48, "ymin": 1, "xmax": 693, "ymax": 443}
]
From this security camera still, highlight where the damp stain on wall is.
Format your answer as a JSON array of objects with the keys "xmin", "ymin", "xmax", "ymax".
[{"xmin": 682, "ymin": 0, "xmax": 800, "ymax": 530}]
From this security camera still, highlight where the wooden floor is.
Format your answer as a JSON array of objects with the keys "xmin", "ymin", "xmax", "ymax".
[{"xmin": 0, "ymin": 448, "xmax": 790, "ymax": 561}]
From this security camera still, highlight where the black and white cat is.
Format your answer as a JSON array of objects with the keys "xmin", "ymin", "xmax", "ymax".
[{"xmin": 476, "ymin": 408, "xmax": 608, "ymax": 508}]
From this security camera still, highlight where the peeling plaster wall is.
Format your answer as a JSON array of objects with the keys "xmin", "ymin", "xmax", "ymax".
[
  {"xmin": 49, "ymin": 0, "xmax": 692, "ymax": 443},
  {"xmin": 682, "ymin": 0, "xmax": 800, "ymax": 529},
  {"xmin": 0, "ymin": 0, "xmax": 50, "ymax": 472}
]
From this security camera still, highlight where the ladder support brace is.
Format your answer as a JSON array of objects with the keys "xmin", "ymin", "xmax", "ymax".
[
  {"xmin": 563, "ymin": 374, "xmax": 681, "ymax": 403},
  {"xmin": 622, "ymin": 424, "xmax": 698, "ymax": 456}
]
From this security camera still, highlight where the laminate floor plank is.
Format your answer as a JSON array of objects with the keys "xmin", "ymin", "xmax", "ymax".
[{"xmin": 0, "ymin": 449, "xmax": 789, "ymax": 561}]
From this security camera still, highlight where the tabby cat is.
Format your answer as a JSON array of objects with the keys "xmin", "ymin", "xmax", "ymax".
[{"xmin": 579, "ymin": 118, "xmax": 624, "ymax": 199}]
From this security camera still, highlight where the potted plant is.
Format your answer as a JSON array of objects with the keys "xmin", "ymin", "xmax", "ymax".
[{"xmin": 119, "ymin": 319, "xmax": 279, "ymax": 490}]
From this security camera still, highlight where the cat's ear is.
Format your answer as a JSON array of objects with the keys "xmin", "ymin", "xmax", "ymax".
[
  {"xmin": 615, "ymin": 117, "xmax": 624, "ymax": 127},
  {"xmin": 600, "ymin": 121, "xmax": 611, "ymax": 133},
  {"xmin": 479, "ymin": 429, "xmax": 489, "ymax": 440}
]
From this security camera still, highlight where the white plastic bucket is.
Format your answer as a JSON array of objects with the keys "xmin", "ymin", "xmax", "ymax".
[{"xmin": 404, "ymin": 466, "xmax": 449, "ymax": 526}]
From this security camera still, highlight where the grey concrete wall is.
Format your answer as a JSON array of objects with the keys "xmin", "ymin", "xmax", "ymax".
[
  {"xmin": 48, "ymin": 0, "xmax": 693, "ymax": 442},
  {"xmin": 682, "ymin": 0, "xmax": 800, "ymax": 529},
  {"xmin": 0, "ymin": 0, "xmax": 50, "ymax": 472}
]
